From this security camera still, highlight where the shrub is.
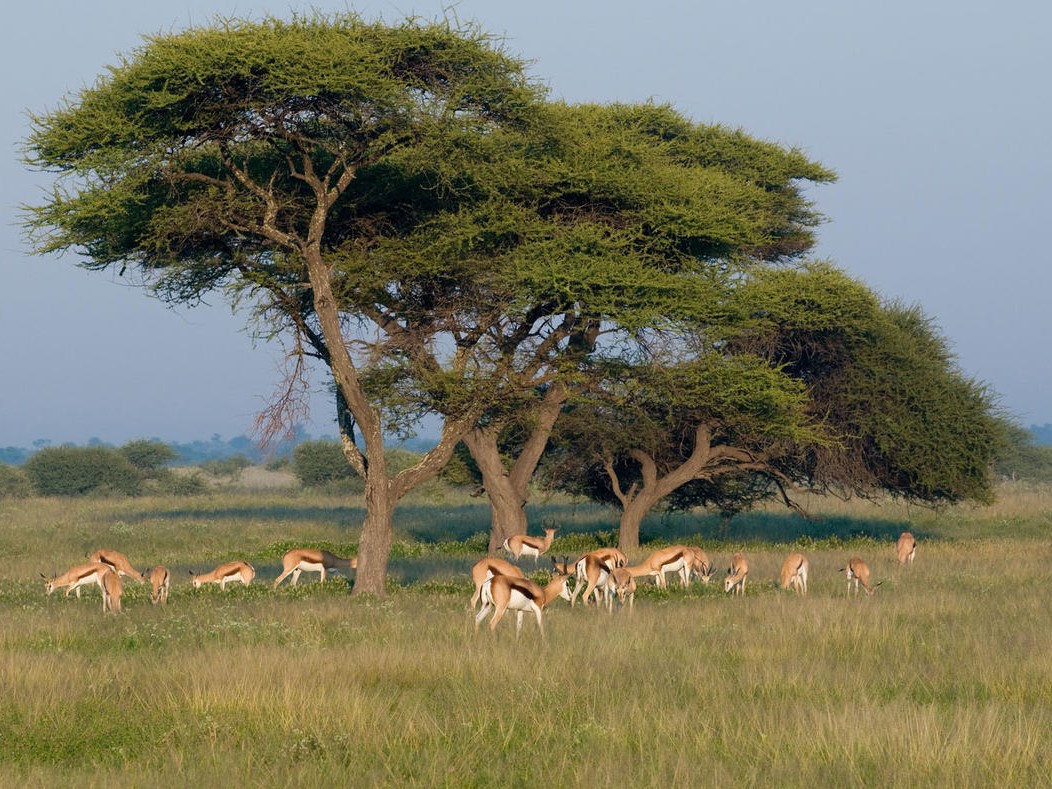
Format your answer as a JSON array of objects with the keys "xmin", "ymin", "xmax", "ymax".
[
  {"xmin": 148, "ymin": 469, "xmax": 208, "ymax": 496},
  {"xmin": 292, "ymin": 441, "xmax": 357, "ymax": 487},
  {"xmin": 0, "ymin": 465, "xmax": 32, "ymax": 498},
  {"xmin": 23, "ymin": 446, "xmax": 141, "ymax": 496},
  {"xmin": 119, "ymin": 440, "xmax": 178, "ymax": 477},
  {"xmin": 200, "ymin": 455, "xmax": 253, "ymax": 480}
]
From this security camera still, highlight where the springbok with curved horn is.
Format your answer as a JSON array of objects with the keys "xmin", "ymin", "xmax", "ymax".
[
  {"xmin": 688, "ymin": 546, "xmax": 715, "ymax": 584},
  {"xmin": 841, "ymin": 557, "xmax": 881, "ymax": 597},
  {"xmin": 190, "ymin": 561, "xmax": 255, "ymax": 590},
  {"xmin": 724, "ymin": 553, "xmax": 749, "ymax": 596},
  {"xmin": 779, "ymin": 552, "xmax": 809, "ymax": 595},
  {"xmin": 42, "ymin": 562, "xmax": 109, "ymax": 599},
  {"xmin": 624, "ymin": 546, "xmax": 693, "ymax": 589},
  {"xmin": 273, "ymin": 549, "xmax": 357, "ymax": 589},
  {"xmin": 897, "ymin": 532, "xmax": 917, "ymax": 567},
  {"xmin": 474, "ymin": 572, "xmax": 573, "ymax": 638},
  {"xmin": 501, "ymin": 526, "xmax": 558, "ymax": 563},
  {"xmin": 608, "ymin": 567, "xmax": 637, "ymax": 611}
]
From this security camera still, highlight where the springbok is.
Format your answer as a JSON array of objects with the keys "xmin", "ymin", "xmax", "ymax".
[
  {"xmin": 841, "ymin": 557, "xmax": 881, "ymax": 597},
  {"xmin": 189, "ymin": 561, "xmax": 255, "ymax": 590},
  {"xmin": 101, "ymin": 567, "xmax": 123, "ymax": 614},
  {"xmin": 897, "ymin": 532, "xmax": 917, "ymax": 566},
  {"xmin": 624, "ymin": 546, "xmax": 693, "ymax": 589},
  {"xmin": 474, "ymin": 572, "xmax": 573, "ymax": 638},
  {"xmin": 273, "ymin": 548, "xmax": 357, "ymax": 589},
  {"xmin": 469, "ymin": 557, "xmax": 525, "ymax": 610},
  {"xmin": 501, "ymin": 526, "xmax": 558, "ymax": 563},
  {"xmin": 724, "ymin": 553, "xmax": 749, "ymax": 595},
  {"xmin": 42, "ymin": 562, "xmax": 109, "ymax": 599},
  {"xmin": 608, "ymin": 567, "xmax": 637, "ymax": 611},
  {"xmin": 88, "ymin": 549, "xmax": 148, "ymax": 585},
  {"xmin": 779, "ymin": 552, "xmax": 809, "ymax": 595},
  {"xmin": 687, "ymin": 546, "xmax": 715, "ymax": 584},
  {"xmin": 146, "ymin": 566, "xmax": 170, "ymax": 604},
  {"xmin": 569, "ymin": 553, "xmax": 615, "ymax": 609}
]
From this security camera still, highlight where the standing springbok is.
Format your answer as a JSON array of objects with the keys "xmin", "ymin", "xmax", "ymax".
[
  {"xmin": 469, "ymin": 557, "xmax": 525, "ymax": 610},
  {"xmin": 42, "ymin": 562, "xmax": 109, "ymax": 599},
  {"xmin": 146, "ymin": 566, "xmax": 170, "ymax": 604},
  {"xmin": 88, "ymin": 549, "xmax": 148, "ymax": 585},
  {"xmin": 624, "ymin": 546, "xmax": 693, "ymax": 589},
  {"xmin": 688, "ymin": 546, "xmax": 715, "ymax": 584},
  {"xmin": 569, "ymin": 553, "xmax": 615, "ymax": 609},
  {"xmin": 724, "ymin": 553, "xmax": 749, "ymax": 595},
  {"xmin": 474, "ymin": 572, "xmax": 573, "ymax": 638},
  {"xmin": 779, "ymin": 552, "xmax": 809, "ymax": 595},
  {"xmin": 608, "ymin": 567, "xmax": 637, "ymax": 611},
  {"xmin": 841, "ymin": 557, "xmax": 881, "ymax": 597},
  {"xmin": 100, "ymin": 567, "xmax": 123, "ymax": 614},
  {"xmin": 502, "ymin": 526, "xmax": 558, "ymax": 563},
  {"xmin": 897, "ymin": 532, "xmax": 917, "ymax": 567},
  {"xmin": 273, "ymin": 548, "xmax": 357, "ymax": 589},
  {"xmin": 189, "ymin": 561, "xmax": 255, "ymax": 590}
]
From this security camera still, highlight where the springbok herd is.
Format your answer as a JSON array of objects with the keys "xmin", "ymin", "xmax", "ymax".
[{"xmin": 40, "ymin": 531, "xmax": 919, "ymax": 637}]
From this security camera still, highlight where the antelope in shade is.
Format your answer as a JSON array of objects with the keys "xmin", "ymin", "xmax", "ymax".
[
  {"xmin": 88, "ymin": 549, "xmax": 148, "ymax": 585},
  {"xmin": 100, "ymin": 568, "xmax": 123, "ymax": 614},
  {"xmin": 897, "ymin": 532, "xmax": 917, "ymax": 566},
  {"xmin": 189, "ymin": 561, "xmax": 255, "ymax": 590},
  {"xmin": 624, "ymin": 546, "xmax": 693, "ymax": 589},
  {"xmin": 724, "ymin": 553, "xmax": 749, "ymax": 595},
  {"xmin": 273, "ymin": 548, "xmax": 357, "ymax": 589},
  {"xmin": 608, "ymin": 567, "xmax": 636, "ymax": 611},
  {"xmin": 840, "ymin": 557, "xmax": 881, "ymax": 597},
  {"xmin": 42, "ymin": 562, "xmax": 109, "ymax": 599},
  {"xmin": 469, "ymin": 557, "xmax": 525, "ymax": 610},
  {"xmin": 146, "ymin": 566, "xmax": 170, "ymax": 604},
  {"xmin": 502, "ymin": 526, "xmax": 558, "ymax": 563},
  {"xmin": 779, "ymin": 552, "xmax": 809, "ymax": 595},
  {"xmin": 474, "ymin": 572, "xmax": 573, "ymax": 638}
]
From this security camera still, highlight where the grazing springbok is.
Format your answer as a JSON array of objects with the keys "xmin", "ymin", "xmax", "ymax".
[
  {"xmin": 42, "ymin": 562, "xmax": 109, "ymax": 599},
  {"xmin": 624, "ymin": 546, "xmax": 693, "ymax": 589},
  {"xmin": 608, "ymin": 567, "xmax": 637, "ymax": 611},
  {"xmin": 101, "ymin": 567, "xmax": 123, "ymax": 614},
  {"xmin": 501, "ymin": 526, "xmax": 558, "ymax": 563},
  {"xmin": 189, "ymin": 561, "xmax": 255, "ymax": 590},
  {"xmin": 569, "ymin": 554, "xmax": 615, "ymax": 609},
  {"xmin": 897, "ymin": 532, "xmax": 917, "ymax": 567},
  {"xmin": 88, "ymin": 549, "xmax": 148, "ymax": 585},
  {"xmin": 841, "ymin": 557, "xmax": 881, "ymax": 597},
  {"xmin": 779, "ymin": 552, "xmax": 809, "ymax": 595},
  {"xmin": 724, "ymin": 553, "xmax": 749, "ymax": 595},
  {"xmin": 687, "ymin": 546, "xmax": 715, "ymax": 584},
  {"xmin": 469, "ymin": 557, "xmax": 525, "ymax": 610},
  {"xmin": 273, "ymin": 548, "xmax": 357, "ymax": 589},
  {"xmin": 474, "ymin": 572, "xmax": 573, "ymax": 638},
  {"xmin": 146, "ymin": 566, "xmax": 170, "ymax": 605}
]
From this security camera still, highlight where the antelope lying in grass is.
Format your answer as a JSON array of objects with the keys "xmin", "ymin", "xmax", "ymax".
[
  {"xmin": 146, "ymin": 566, "xmax": 170, "ymax": 604},
  {"xmin": 724, "ymin": 553, "xmax": 749, "ymax": 596},
  {"xmin": 273, "ymin": 548, "xmax": 357, "ymax": 589},
  {"xmin": 474, "ymin": 572, "xmax": 573, "ymax": 638},
  {"xmin": 624, "ymin": 546, "xmax": 693, "ymax": 589},
  {"xmin": 841, "ymin": 557, "xmax": 881, "ymax": 597},
  {"xmin": 469, "ymin": 557, "xmax": 525, "ymax": 610},
  {"xmin": 779, "ymin": 552, "xmax": 809, "ymax": 595},
  {"xmin": 88, "ymin": 548, "xmax": 148, "ymax": 585},
  {"xmin": 42, "ymin": 562, "xmax": 109, "ymax": 599},
  {"xmin": 189, "ymin": 561, "xmax": 255, "ymax": 590},
  {"xmin": 897, "ymin": 532, "xmax": 917, "ymax": 566},
  {"xmin": 501, "ymin": 526, "xmax": 557, "ymax": 563}
]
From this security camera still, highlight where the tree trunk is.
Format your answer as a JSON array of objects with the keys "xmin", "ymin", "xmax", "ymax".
[
  {"xmin": 486, "ymin": 480, "xmax": 529, "ymax": 553},
  {"xmin": 353, "ymin": 474, "xmax": 395, "ymax": 597},
  {"xmin": 617, "ymin": 493, "xmax": 659, "ymax": 552}
]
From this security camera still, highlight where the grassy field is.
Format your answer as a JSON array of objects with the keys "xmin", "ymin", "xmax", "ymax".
[{"xmin": 1, "ymin": 485, "xmax": 1051, "ymax": 786}]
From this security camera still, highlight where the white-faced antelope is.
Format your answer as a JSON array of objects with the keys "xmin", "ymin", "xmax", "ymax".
[
  {"xmin": 501, "ymin": 526, "xmax": 558, "ymax": 563},
  {"xmin": 624, "ymin": 546, "xmax": 693, "ymax": 589},
  {"xmin": 608, "ymin": 567, "xmax": 636, "ymax": 611},
  {"xmin": 88, "ymin": 549, "xmax": 148, "ymax": 585},
  {"xmin": 840, "ymin": 557, "xmax": 880, "ymax": 597},
  {"xmin": 724, "ymin": 553, "xmax": 749, "ymax": 595},
  {"xmin": 146, "ymin": 566, "xmax": 170, "ymax": 604},
  {"xmin": 189, "ymin": 561, "xmax": 255, "ymax": 590},
  {"xmin": 474, "ymin": 572, "xmax": 573, "ymax": 638},
  {"xmin": 469, "ymin": 556, "xmax": 525, "ymax": 610},
  {"xmin": 42, "ymin": 562, "xmax": 109, "ymax": 599},
  {"xmin": 897, "ymin": 532, "xmax": 917, "ymax": 567},
  {"xmin": 100, "ymin": 567, "xmax": 123, "ymax": 614},
  {"xmin": 273, "ymin": 548, "xmax": 357, "ymax": 589},
  {"xmin": 779, "ymin": 552, "xmax": 809, "ymax": 595}
]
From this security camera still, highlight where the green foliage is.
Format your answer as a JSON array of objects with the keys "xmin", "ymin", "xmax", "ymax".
[
  {"xmin": 119, "ymin": 439, "xmax": 177, "ymax": 476},
  {"xmin": 291, "ymin": 441, "xmax": 357, "ymax": 488},
  {"xmin": 200, "ymin": 455, "xmax": 253, "ymax": 480},
  {"xmin": 22, "ymin": 446, "xmax": 141, "ymax": 496},
  {"xmin": 148, "ymin": 470, "xmax": 208, "ymax": 496},
  {"xmin": 995, "ymin": 421, "xmax": 1052, "ymax": 482},
  {"xmin": 0, "ymin": 465, "xmax": 32, "ymax": 499}
]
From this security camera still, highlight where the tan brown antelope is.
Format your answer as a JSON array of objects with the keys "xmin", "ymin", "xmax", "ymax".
[
  {"xmin": 469, "ymin": 556, "xmax": 525, "ymax": 610},
  {"xmin": 624, "ymin": 545, "xmax": 693, "ymax": 589},
  {"xmin": 474, "ymin": 572, "xmax": 573, "ymax": 638},
  {"xmin": 100, "ymin": 567, "xmax": 123, "ymax": 614},
  {"xmin": 724, "ymin": 553, "xmax": 749, "ymax": 596},
  {"xmin": 501, "ymin": 526, "xmax": 558, "ymax": 563},
  {"xmin": 88, "ymin": 549, "xmax": 148, "ymax": 585},
  {"xmin": 897, "ymin": 532, "xmax": 917, "ymax": 567},
  {"xmin": 688, "ymin": 546, "xmax": 715, "ymax": 584},
  {"xmin": 841, "ymin": 557, "xmax": 881, "ymax": 597},
  {"xmin": 146, "ymin": 566, "xmax": 170, "ymax": 604},
  {"xmin": 608, "ymin": 567, "xmax": 637, "ymax": 611},
  {"xmin": 190, "ymin": 561, "xmax": 255, "ymax": 590},
  {"xmin": 569, "ymin": 553, "xmax": 615, "ymax": 609},
  {"xmin": 779, "ymin": 552, "xmax": 809, "ymax": 595},
  {"xmin": 273, "ymin": 548, "xmax": 357, "ymax": 588},
  {"xmin": 42, "ymin": 562, "xmax": 109, "ymax": 599}
]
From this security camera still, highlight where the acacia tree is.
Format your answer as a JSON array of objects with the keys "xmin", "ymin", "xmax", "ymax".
[{"xmin": 22, "ymin": 14, "xmax": 550, "ymax": 596}]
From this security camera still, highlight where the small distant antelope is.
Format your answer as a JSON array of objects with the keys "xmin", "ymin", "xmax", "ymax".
[
  {"xmin": 189, "ymin": 561, "xmax": 255, "ymax": 590},
  {"xmin": 273, "ymin": 548, "xmax": 357, "ymax": 589},
  {"xmin": 624, "ymin": 546, "xmax": 693, "ymax": 589},
  {"xmin": 88, "ymin": 549, "xmax": 148, "ymax": 585},
  {"xmin": 101, "ymin": 568, "xmax": 123, "ymax": 614},
  {"xmin": 502, "ymin": 526, "xmax": 558, "ymax": 563},
  {"xmin": 474, "ymin": 572, "xmax": 573, "ymax": 638},
  {"xmin": 897, "ymin": 532, "xmax": 917, "ymax": 566},
  {"xmin": 608, "ymin": 567, "xmax": 636, "ymax": 611},
  {"xmin": 724, "ymin": 553, "xmax": 749, "ymax": 595},
  {"xmin": 42, "ymin": 562, "xmax": 109, "ymax": 599},
  {"xmin": 841, "ymin": 557, "xmax": 881, "ymax": 597},
  {"xmin": 469, "ymin": 557, "xmax": 525, "ymax": 610},
  {"xmin": 146, "ymin": 566, "xmax": 170, "ymax": 605},
  {"xmin": 687, "ymin": 546, "xmax": 715, "ymax": 584},
  {"xmin": 779, "ymin": 552, "xmax": 809, "ymax": 595}
]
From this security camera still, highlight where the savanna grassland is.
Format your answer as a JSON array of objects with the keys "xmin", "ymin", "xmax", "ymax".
[{"xmin": 2, "ymin": 484, "xmax": 1052, "ymax": 787}]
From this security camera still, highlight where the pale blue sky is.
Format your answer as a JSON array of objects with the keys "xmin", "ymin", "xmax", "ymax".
[{"xmin": 2, "ymin": 0, "xmax": 1049, "ymax": 447}]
